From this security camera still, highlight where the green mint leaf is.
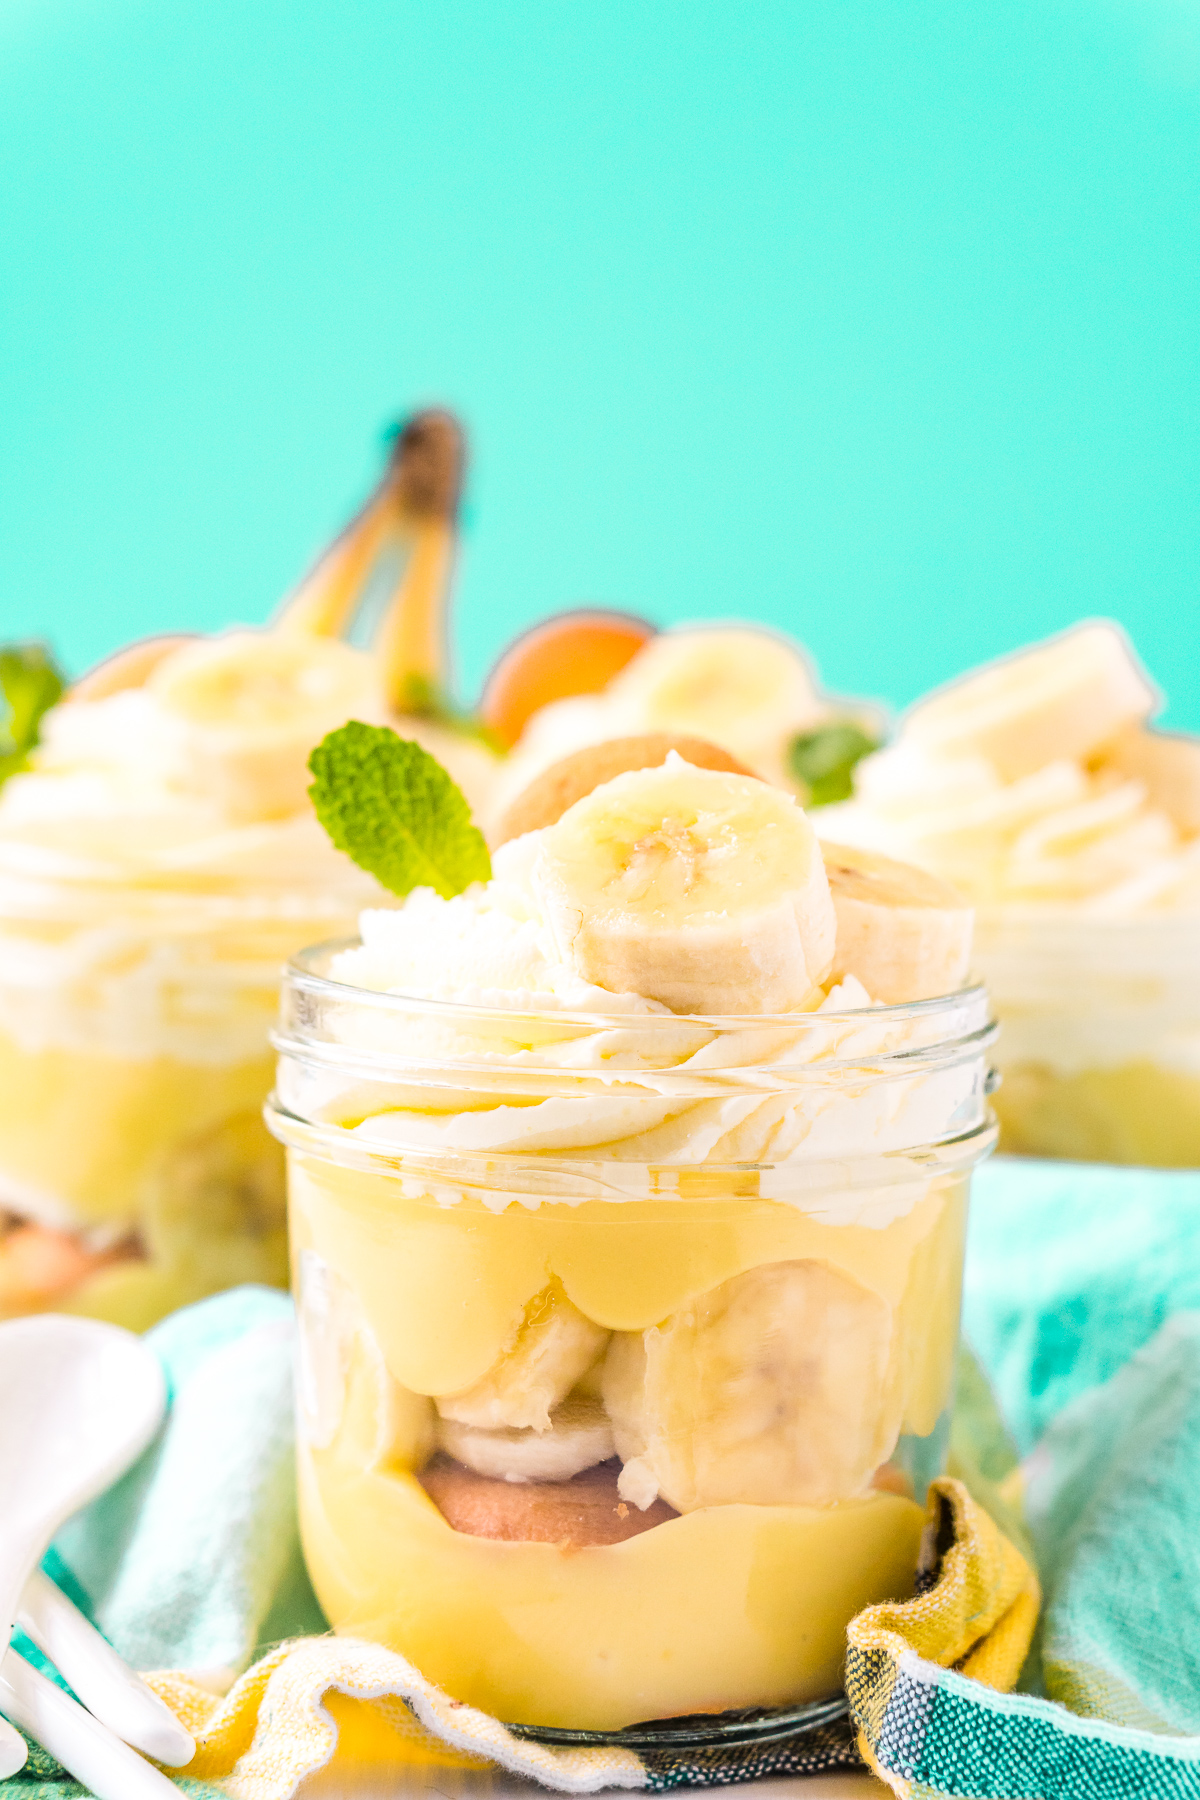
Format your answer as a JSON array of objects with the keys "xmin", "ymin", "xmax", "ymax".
[
  {"xmin": 0, "ymin": 642, "xmax": 66, "ymax": 789},
  {"xmin": 309, "ymin": 720, "xmax": 491, "ymax": 900},
  {"xmin": 788, "ymin": 720, "xmax": 880, "ymax": 807}
]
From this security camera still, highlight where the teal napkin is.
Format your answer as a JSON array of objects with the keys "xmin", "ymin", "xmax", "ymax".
[
  {"xmin": 4, "ymin": 1287, "xmax": 323, "ymax": 1800},
  {"xmin": 961, "ymin": 1159, "xmax": 1200, "ymax": 1735},
  {"xmin": 964, "ymin": 1157, "xmax": 1200, "ymax": 1451},
  {"xmin": 859, "ymin": 1156, "xmax": 1200, "ymax": 1798},
  {"xmin": 1023, "ymin": 1312, "xmax": 1200, "ymax": 1734},
  {"xmin": 51, "ymin": 1286, "xmax": 325, "ymax": 1683},
  {"xmin": 828, "ymin": 1159, "xmax": 1200, "ymax": 1798}
]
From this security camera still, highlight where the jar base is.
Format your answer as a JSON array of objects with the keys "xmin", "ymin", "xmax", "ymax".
[{"xmin": 505, "ymin": 1695, "xmax": 849, "ymax": 1751}]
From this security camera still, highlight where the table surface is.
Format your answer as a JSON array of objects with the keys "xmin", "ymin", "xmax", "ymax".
[{"xmin": 295, "ymin": 1766, "xmax": 887, "ymax": 1798}]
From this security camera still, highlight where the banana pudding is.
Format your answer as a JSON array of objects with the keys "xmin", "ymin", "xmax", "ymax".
[
  {"xmin": 0, "ymin": 632, "xmax": 388, "ymax": 1325},
  {"xmin": 820, "ymin": 622, "xmax": 1200, "ymax": 1165},
  {"xmin": 271, "ymin": 733, "xmax": 995, "ymax": 1731},
  {"xmin": 0, "ymin": 412, "xmax": 501, "ymax": 1324}
]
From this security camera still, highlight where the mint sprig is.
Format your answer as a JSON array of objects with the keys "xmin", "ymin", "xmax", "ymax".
[
  {"xmin": 309, "ymin": 721, "xmax": 491, "ymax": 900},
  {"xmin": 788, "ymin": 719, "xmax": 879, "ymax": 807},
  {"xmin": 0, "ymin": 642, "xmax": 65, "ymax": 789}
]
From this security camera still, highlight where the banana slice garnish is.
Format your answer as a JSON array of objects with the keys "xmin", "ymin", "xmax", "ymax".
[
  {"xmin": 68, "ymin": 634, "xmax": 198, "ymax": 705},
  {"xmin": 436, "ymin": 1279, "xmax": 609, "ymax": 1433},
  {"xmin": 148, "ymin": 629, "xmax": 384, "ymax": 821},
  {"xmin": 533, "ymin": 756, "xmax": 836, "ymax": 1014},
  {"xmin": 603, "ymin": 1259, "xmax": 900, "ymax": 1512},
  {"xmin": 436, "ymin": 1398, "xmax": 615, "ymax": 1483},
  {"xmin": 901, "ymin": 621, "xmax": 1156, "ymax": 781},
  {"xmin": 604, "ymin": 626, "xmax": 824, "ymax": 781},
  {"xmin": 821, "ymin": 841, "xmax": 973, "ymax": 1003}
]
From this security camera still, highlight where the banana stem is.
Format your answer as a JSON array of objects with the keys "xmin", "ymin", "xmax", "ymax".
[
  {"xmin": 274, "ymin": 496, "xmax": 397, "ymax": 641},
  {"xmin": 273, "ymin": 411, "xmax": 465, "ymax": 713},
  {"xmin": 374, "ymin": 517, "xmax": 457, "ymax": 713}
]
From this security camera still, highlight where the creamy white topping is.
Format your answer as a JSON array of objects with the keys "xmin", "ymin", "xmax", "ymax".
[
  {"xmin": 821, "ymin": 740, "xmax": 1200, "ymax": 917},
  {"xmin": 0, "ymin": 681, "xmax": 383, "ymax": 1060},
  {"xmin": 818, "ymin": 701, "xmax": 1200, "ymax": 1073},
  {"xmin": 329, "ymin": 835, "xmax": 662, "ymax": 1015},
  {"xmin": 303, "ymin": 833, "xmax": 988, "ymax": 1220}
]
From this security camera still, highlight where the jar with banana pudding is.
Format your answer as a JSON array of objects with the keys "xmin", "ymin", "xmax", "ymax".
[
  {"xmin": 271, "ymin": 740, "xmax": 994, "ymax": 1733},
  {"xmin": 0, "ymin": 412, "xmax": 499, "ymax": 1324},
  {"xmin": 821, "ymin": 622, "xmax": 1200, "ymax": 1166}
]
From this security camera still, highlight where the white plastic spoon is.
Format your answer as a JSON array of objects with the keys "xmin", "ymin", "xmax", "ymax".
[
  {"xmin": 0, "ymin": 1647, "xmax": 183, "ymax": 1800},
  {"xmin": 0, "ymin": 1315, "xmax": 166, "ymax": 1661},
  {"xmin": 0, "ymin": 1714, "xmax": 26, "ymax": 1778},
  {"xmin": 18, "ymin": 1569, "xmax": 194, "ymax": 1765},
  {"xmin": 0, "ymin": 1315, "xmax": 169, "ymax": 1787}
]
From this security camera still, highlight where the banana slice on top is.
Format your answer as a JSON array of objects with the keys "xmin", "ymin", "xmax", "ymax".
[
  {"xmin": 901, "ymin": 621, "xmax": 1156, "ymax": 782},
  {"xmin": 436, "ymin": 1279, "xmax": 609, "ymax": 1433},
  {"xmin": 603, "ymin": 1258, "xmax": 899, "ymax": 1512},
  {"xmin": 148, "ymin": 629, "xmax": 384, "ymax": 822},
  {"xmin": 821, "ymin": 841, "xmax": 973, "ymax": 1003},
  {"xmin": 69, "ymin": 634, "xmax": 198, "ymax": 703},
  {"xmin": 534, "ymin": 757, "xmax": 836, "ymax": 1014}
]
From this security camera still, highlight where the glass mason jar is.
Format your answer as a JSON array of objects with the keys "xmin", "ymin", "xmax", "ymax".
[
  {"xmin": 270, "ymin": 950, "xmax": 996, "ymax": 1734},
  {"xmin": 975, "ymin": 911, "xmax": 1200, "ymax": 1167},
  {"xmin": 0, "ymin": 840, "xmax": 376, "ymax": 1326}
]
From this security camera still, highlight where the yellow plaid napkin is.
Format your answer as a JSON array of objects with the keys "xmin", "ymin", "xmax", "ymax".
[{"xmin": 138, "ymin": 1478, "xmax": 1036, "ymax": 1799}]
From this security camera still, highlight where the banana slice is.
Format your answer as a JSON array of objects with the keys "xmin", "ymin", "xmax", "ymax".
[
  {"xmin": 148, "ymin": 629, "xmax": 385, "ymax": 821},
  {"xmin": 603, "ymin": 1259, "xmax": 899, "ymax": 1513},
  {"xmin": 296, "ymin": 1249, "xmax": 433, "ymax": 1469},
  {"xmin": 534, "ymin": 757, "xmax": 836, "ymax": 1013},
  {"xmin": 491, "ymin": 733, "xmax": 755, "ymax": 847},
  {"xmin": 436, "ymin": 1398, "xmax": 615, "ymax": 1483},
  {"xmin": 821, "ymin": 841, "xmax": 973, "ymax": 1003},
  {"xmin": 901, "ymin": 621, "xmax": 1156, "ymax": 781},
  {"xmin": 1093, "ymin": 725, "xmax": 1200, "ymax": 836},
  {"xmin": 436, "ymin": 1279, "xmax": 609, "ymax": 1432},
  {"xmin": 69, "ymin": 634, "xmax": 198, "ymax": 703},
  {"xmin": 604, "ymin": 626, "xmax": 823, "ymax": 780}
]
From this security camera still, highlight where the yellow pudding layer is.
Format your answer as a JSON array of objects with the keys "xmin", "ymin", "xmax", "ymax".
[
  {"xmin": 993, "ymin": 1059, "xmax": 1200, "ymax": 1167},
  {"xmin": 0, "ymin": 1027, "xmax": 286, "ymax": 1327},
  {"xmin": 300, "ymin": 1445, "xmax": 923, "ymax": 1730},
  {"xmin": 291, "ymin": 1155, "xmax": 965, "ymax": 1727}
]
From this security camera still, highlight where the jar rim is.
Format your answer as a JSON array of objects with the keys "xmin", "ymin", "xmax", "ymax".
[
  {"xmin": 285, "ymin": 938, "xmax": 993, "ymax": 1033},
  {"xmin": 274, "ymin": 943, "xmax": 998, "ymax": 1179},
  {"xmin": 265, "ymin": 1090, "xmax": 998, "ymax": 1191}
]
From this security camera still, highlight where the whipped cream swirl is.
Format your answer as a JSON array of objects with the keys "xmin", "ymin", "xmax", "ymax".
[
  {"xmin": 0, "ymin": 683, "xmax": 382, "ymax": 1060},
  {"xmin": 821, "ymin": 741, "xmax": 1200, "ymax": 917},
  {"xmin": 274, "ymin": 835, "xmax": 995, "ymax": 1224}
]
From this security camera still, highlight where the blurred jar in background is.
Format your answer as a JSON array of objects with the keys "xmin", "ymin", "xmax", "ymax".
[
  {"xmin": 483, "ymin": 616, "xmax": 885, "ymax": 834},
  {"xmin": 820, "ymin": 620, "xmax": 1200, "ymax": 1167},
  {"xmin": 0, "ymin": 410, "xmax": 500, "ymax": 1324},
  {"xmin": 0, "ymin": 742, "xmax": 379, "ymax": 1327}
]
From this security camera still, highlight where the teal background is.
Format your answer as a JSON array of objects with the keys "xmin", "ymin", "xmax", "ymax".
[{"xmin": 2, "ymin": 0, "xmax": 1198, "ymax": 724}]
